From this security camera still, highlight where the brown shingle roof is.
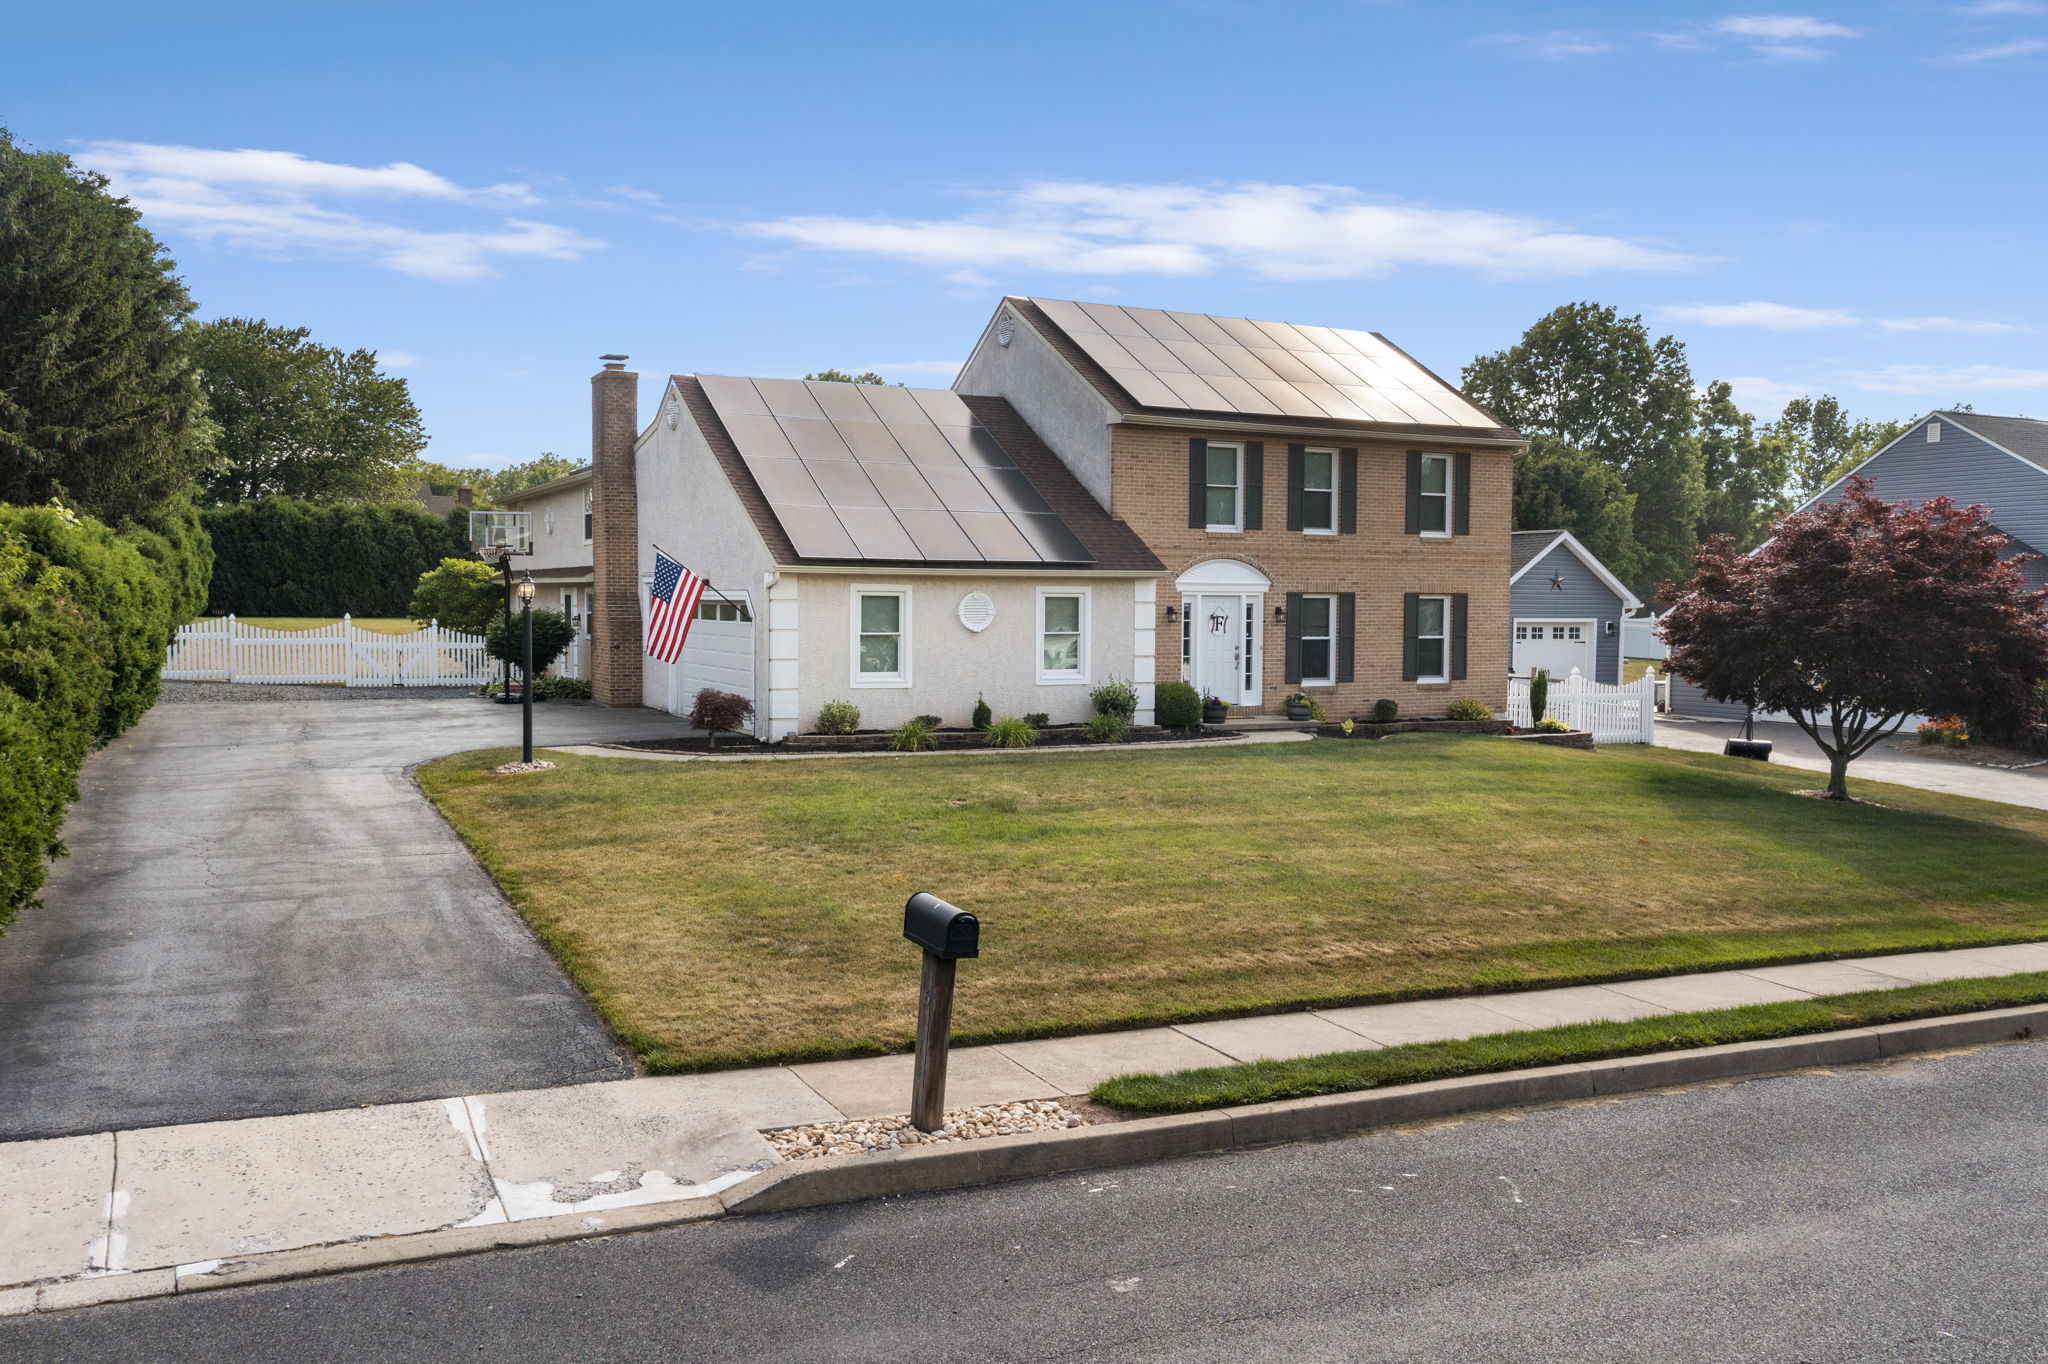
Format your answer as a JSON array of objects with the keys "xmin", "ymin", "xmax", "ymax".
[{"xmin": 673, "ymin": 377, "xmax": 1162, "ymax": 574}]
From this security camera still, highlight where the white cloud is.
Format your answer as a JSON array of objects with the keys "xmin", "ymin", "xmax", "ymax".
[
  {"xmin": 1661, "ymin": 301, "xmax": 2024, "ymax": 333},
  {"xmin": 1481, "ymin": 31, "xmax": 1615, "ymax": 59},
  {"xmin": 375, "ymin": 350, "xmax": 420, "ymax": 369},
  {"xmin": 1838, "ymin": 364, "xmax": 2048, "ymax": 394},
  {"xmin": 78, "ymin": 141, "xmax": 602, "ymax": 281},
  {"xmin": 1943, "ymin": 36, "xmax": 2048, "ymax": 60},
  {"xmin": 748, "ymin": 181, "xmax": 1701, "ymax": 283},
  {"xmin": 1654, "ymin": 14, "xmax": 1860, "ymax": 60},
  {"xmin": 1723, "ymin": 375, "xmax": 1814, "ymax": 417},
  {"xmin": 1952, "ymin": 1, "xmax": 2043, "ymax": 15}
]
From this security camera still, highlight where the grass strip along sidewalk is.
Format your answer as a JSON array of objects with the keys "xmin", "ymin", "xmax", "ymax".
[{"xmin": 1093, "ymin": 971, "xmax": 2048, "ymax": 1113}]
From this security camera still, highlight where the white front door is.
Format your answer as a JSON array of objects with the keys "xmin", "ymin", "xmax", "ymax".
[
  {"xmin": 1513, "ymin": 619, "xmax": 1595, "ymax": 681},
  {"xmin": 1193, "ymin": 593, "xmax": 1255, "ymax": 704}
]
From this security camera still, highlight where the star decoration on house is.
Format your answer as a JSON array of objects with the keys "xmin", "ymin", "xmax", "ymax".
[{"xmin": 1549, "ymin": 573, "xmax": 1565, "ymax": 591}]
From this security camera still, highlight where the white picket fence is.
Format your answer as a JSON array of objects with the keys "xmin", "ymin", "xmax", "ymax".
[
  {"xmin": 164, "ymin": 615, "xmax": 494, "ymax": 686},
  {"xmin": 1506, "ymin": 667, "xmax": 1660, "ymax": 744}
]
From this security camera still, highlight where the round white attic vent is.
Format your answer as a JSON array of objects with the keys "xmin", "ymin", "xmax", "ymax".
[{"xmin": 957, "ymin": 591, "xmax": 996, "ymax": 633}]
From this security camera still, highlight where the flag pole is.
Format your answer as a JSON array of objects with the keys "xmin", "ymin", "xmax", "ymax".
[{"xmin": 649, "ymin": 545, "xmax": 748, "ymax": 612}]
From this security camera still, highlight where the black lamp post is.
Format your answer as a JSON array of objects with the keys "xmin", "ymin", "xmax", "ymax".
[{"xmin": 517, "ymin": 572, "xmax": 536, "ymax": 764}]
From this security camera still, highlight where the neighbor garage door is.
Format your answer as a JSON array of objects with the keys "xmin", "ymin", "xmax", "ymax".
[
  {"xmin": 1513, "ymin": 619, "xmax": 1595, "ymax": 680},
  {"xmin": 668, "ymin": 603, "xmax": 755, "ymax": 717}
]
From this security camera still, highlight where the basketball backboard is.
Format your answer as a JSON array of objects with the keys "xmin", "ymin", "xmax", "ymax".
[{"xmin": 469, "ymin": 510, "xmax": 532, "ymax": 556}]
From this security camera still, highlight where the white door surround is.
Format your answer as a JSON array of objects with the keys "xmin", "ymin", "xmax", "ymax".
[
  {"xmin": 1176, "ymin": 559, "xmax": 1268, "ymax": 707},
  {"xmin": 1513, "ymin": 618, "xmax": 1595, "ymax": 682}
]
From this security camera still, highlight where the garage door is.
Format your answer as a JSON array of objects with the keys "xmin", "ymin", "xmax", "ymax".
[
  {"xmin": 668, "ymin": 601, "xmax": 755, "ymax": 718},
  {"xmin": 1513, "ymin": 619, "xmax": 1594, "ymax": 680}
]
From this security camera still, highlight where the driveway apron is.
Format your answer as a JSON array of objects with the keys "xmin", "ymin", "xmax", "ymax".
[{"xmin": 0, "ymin": 689, "xmax": 684, "ymax": 1141}]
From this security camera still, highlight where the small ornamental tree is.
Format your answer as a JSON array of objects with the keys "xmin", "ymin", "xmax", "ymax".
[
  {"xmin": 485, "ymin": 608, "xmax": 574, "ymax": 677},
  {"xmin": 410, "ymin": 558, "xmax": 504, "ymax": 635},
  {"xmin": 1661, "ymin": 477, "xmax": 2048, "ymax": 800},
  {"xmin": 689, "ymin": 688, "xmax": 755, "ymax": 748}
]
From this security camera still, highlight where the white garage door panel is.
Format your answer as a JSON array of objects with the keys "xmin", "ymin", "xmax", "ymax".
[
  {"xmin": 669, "ymin": 617, "xmax": 755, "ymax": 715},
  {"xmin": 1514, "ymin": 620, "xmax": 1594, "ymax": 680}
]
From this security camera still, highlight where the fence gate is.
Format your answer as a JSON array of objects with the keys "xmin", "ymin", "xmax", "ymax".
[
  {"xmin": 1507, "ymin": 667, "xmax": 1661, "ymax": 744},
  {"xmin": 165, "ymin": 615, "xmax": 494, "ymax": 687}
]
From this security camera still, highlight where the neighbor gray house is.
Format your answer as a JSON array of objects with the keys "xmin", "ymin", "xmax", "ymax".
[
  {"xmin": 1508, "ymin": 529, "xmax": 1639, "ymax": 685},
  {"xmin": 1669, "ymin": 408, "xmax": 2048, "ymax": 720}
]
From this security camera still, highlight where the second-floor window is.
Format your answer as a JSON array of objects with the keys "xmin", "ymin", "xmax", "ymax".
[
  {"xmin": 1418, "ymin": 456, "xmax": 1450, "ymax": 535},
  {"xmin": 582, "ymin": 488, "xmax": 594, "ymax": 542},
  {"xmin": 1302, "ymin": 449, "xmax": 1336, "ymax": 534},
  {"xmin": 1205, "ymin": 443, "xmax": 1243, "ymax": 531}
]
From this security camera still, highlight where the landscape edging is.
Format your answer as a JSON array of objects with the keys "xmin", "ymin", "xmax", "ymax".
[{"xmin": 13, "ymin": 1002, "xmax": 2045, "ymax": 1316}]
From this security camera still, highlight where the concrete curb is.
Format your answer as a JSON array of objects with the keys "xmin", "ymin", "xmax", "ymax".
[{"xmin": 9, "ymin": 1003, "xmax": 2042, "ymax": 1316}]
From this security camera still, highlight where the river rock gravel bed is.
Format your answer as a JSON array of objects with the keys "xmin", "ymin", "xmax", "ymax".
[{"xmin": 766, "ymin": 1100, "xmax": 1087, "ymax": 1160}]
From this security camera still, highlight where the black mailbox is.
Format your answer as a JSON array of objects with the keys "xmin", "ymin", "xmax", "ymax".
[{"xmin": 903, "ymin": 892, "xmax": 978, "ymax": 960}]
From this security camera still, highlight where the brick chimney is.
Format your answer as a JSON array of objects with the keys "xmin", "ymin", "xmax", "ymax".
[{"xmin": 589, "ymin": 354, "xmax": 642, "ymax": 707}]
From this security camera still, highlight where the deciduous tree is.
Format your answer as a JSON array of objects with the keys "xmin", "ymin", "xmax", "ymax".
[
  {"xmin": 1696, "ymin": 380, "xmax": 1793, "ymax": 548},
  {"xmin": 1464, "ymin": 303, "xmax": 1703, "ymax": 594},
  {"xmin": 1511, "ymin": 436, "xmax": 1644, "ymax": 586},
  {"xmin": 1773, "ymin": 396, "xmax": 1909, "ymax": 499},
  {"xmin": 193, "ymin": 318, "xmax": 425, "ymax": 505},
  {"xmin": 1661, "ymin": 478, "xmax": 2048, "ymax": 799}
]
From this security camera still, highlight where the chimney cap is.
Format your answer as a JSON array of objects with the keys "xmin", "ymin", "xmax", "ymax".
[{"xmin": 599, "ymin": 353, "xmax": 628, "ymax": 362}]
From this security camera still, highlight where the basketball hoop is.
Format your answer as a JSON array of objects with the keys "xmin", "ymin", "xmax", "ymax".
[{"xmin": 469, "ymin": 510, "xmax": 533, "ymax": 557}]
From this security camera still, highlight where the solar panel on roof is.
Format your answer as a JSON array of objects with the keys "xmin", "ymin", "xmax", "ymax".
[
  {"xmin": 696, "ymin": 376, "xmax": 1093, "ymax": 564},
  {"xmin": 1028, "ymin": 298, "xmax": 1498, "ymax": 431}
]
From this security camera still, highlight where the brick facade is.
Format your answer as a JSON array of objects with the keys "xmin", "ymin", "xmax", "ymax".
[
  {"xmin": 1110, "ymin": 425, "xmax": 1511, "ymax": 716},
  {"xmin": 589, "ymin": 359, "xmax": 643, "ymax": 707}
]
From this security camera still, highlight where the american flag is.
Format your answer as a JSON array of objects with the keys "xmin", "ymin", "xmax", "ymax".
[{"xmin": 645, "ymin": 548, "xmax": 707, "ymax": 664}]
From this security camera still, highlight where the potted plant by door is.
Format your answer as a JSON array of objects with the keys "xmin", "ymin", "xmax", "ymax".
[
  {"xmin": 1202, "ymin": 693, "xmax": 1230, "ymax": 726},
  {"xmin": 1283, "ymin": 690, "xmax": 1314, "ymax": 722}
]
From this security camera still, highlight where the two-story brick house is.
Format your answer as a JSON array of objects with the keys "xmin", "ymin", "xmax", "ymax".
[{"xmin": 954, "ymin": 298, "xmax": 1522, "ymax": 716}]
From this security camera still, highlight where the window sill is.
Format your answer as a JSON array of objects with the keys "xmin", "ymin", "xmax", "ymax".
[
  {"xmin": 1302, "ymin": 528, "xmax": 1337, "ymax": 538},
  {"xmin": 850, "ymin": 676, "xmax": 912, "ymax": 689},
  {"xmin": 1035, "ymin": 676, "xmax": 1089, "ymax": 687},
  {"xmin": 1204, "ymin": 526, "xmax": 1244, "ymax": 535}
]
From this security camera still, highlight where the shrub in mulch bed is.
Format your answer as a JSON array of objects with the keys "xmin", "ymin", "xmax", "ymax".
[
  {"xmin": 1314, "ymin": 719, "xmax": 1511, "ymax": 739},
  {"xmin": 779, "ymin": 724, "xmax": 1236, "ymax": 752}
]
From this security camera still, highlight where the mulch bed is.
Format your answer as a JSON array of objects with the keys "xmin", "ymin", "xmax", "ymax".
[{"xmin": 616, "ymin": 724, "xmax": 1237, "ymax": 754}]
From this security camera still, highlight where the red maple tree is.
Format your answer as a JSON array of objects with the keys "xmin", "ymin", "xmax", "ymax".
[{"xmin": 1661, "ymin": 478, "xmax": 2048, "ymax": 799}]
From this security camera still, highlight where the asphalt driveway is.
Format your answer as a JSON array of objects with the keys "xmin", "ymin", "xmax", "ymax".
[
  {"xmin": 0, "ymin": 686, "xmax": 684, "ymax": 1141},
  {"xmin": 1655, "ymin": 716, "xmax": 2048, "ymax": 810}
]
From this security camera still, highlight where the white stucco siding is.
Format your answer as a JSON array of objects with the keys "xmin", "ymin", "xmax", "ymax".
[
  {"xmin": 791, "ymin": 573, "xmax": 1153, "ymax": 733},
  {"xmin": 955, "ymin": 310, "xmax": 1119, "ymax": 511},
  {"xmin": 501, "ymin": 478, "xmax": 594, "ymax": 573},
  {"xmin": 634, "ymin": 383, "xmax": 781, "ymax": 730}
]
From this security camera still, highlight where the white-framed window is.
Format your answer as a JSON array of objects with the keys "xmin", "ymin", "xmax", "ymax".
[
  {"xmin": 1418, "ymin": 455, "xmax": 1450, "ymax": 536},
  {"xmin": 1180, "ymin": 606, "xmax": 1192, "ymax": 680},
  {"xmin": 697, "ymin": 600, "xmax": 751, "ymax": 622},
  {"xmin": 1298, "ymin": 594, "xmax": 1336, "ymax": 685},
  {"xmin": 851, "ymin": 587, "xmax": 910, "ymax": 687},
  {"xmin": 1036, "ymin": 587, "xmax": 1090, "ymax": 684},
  {"xmin": 582, "ymin": 488, "xmax": 594, "ymax": 542},
  {"xmin": 1302, "ymin": 449, "xmax": 1337, "ymax": 535},
  {"xmin": 1415, "ymin": 594, "xmax": 1450, "ymax": 682},
  {"xmin": 1205, "ymin": 442, "xmax": 1243, "ymax": 532},
  {"xmin": 583, "ymin": 588, "xmax": 593, "ymax": 637}
]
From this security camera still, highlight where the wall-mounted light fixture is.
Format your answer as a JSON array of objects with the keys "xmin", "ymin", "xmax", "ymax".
[
  {"xmin": 1274, "ymin": 604, "xmax": 1286, "ymax": 621},
  {"xmin": 1164, "ymin": 604, "xmax": 1178, "ymax": 623}
]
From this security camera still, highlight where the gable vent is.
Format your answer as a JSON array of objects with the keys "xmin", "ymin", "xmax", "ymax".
[{"xmin": 1927, "ymin": 421, "xmax": 1942, "ymax": 443}]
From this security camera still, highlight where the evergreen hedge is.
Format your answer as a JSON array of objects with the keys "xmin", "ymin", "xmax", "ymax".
[
  {"xmin": 202, "ymin": 497, "xmax": 470, "ymax": 617},
  {"xmin": 0, "ymin": 501, "xmax": 207, "ymax": 924}
]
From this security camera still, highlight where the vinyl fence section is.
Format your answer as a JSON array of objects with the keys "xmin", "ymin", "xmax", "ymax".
[
  {"xmin": 1507, "ymin": 668, "xmax": 1660, "ymax": 744},
  {"xmin": 1621, "ymin": 614, "xmax": 1668, "ymax": 661},
  {"xmin": 164, "ymin": 615, "xmax": 494, "ymax": 687}
]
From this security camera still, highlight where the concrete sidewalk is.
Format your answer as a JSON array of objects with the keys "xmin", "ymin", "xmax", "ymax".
[{"xmin": 9, "ymin": 940, "xmax": 2048, "ymax": 1315}]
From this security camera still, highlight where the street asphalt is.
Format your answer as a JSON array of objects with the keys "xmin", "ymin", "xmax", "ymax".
[
  {"xmin": 0, "ymin": 686, "xmax": 683, "ymax": 1141},
  {"xmin": 6, "ymin": 1037, "xmax": 2043, "ymax": 1362}
]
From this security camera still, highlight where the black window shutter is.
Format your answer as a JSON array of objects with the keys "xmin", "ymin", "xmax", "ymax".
[
  {"xmin": 1453, "ymin": 453, "xmax": 1472, "ymax": 536},
  {"xmin": 1404, "ymin": 451, "xmax": 1423, "ymax": 534},
  {"xmin": 1337, "ymin": 592, "xmax": 1356, "ymax": 683},
  {"xmin": 1187, "ymin": 438, "xmax": 1208, "ymax": 529},
  {"xmin": 1401, "ymin": 593, "xmax": 1420, "ymax": 681},
  {"xmin": 1244, "ymin": 441, "xmax": 1264, "ymax": 530},
  {"xmin": 1283, "ymin": 592, "xmax": 1303, "ymax": 684},
  {"xmin": 1339, "ymin": 449, "xmax": 1358, "ymax": 534},
  {"xmin": 1285, "ymin": 444, "xmax": 1305, "ymax": 532},
  {"xmin": 1451, "ymin": 593, "xmax": 1469, "ymax": 680}
]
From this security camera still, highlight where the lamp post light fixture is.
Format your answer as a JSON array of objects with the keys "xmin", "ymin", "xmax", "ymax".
[{"xmin": 517, "ymin": 572, "xmax": 536, "ymax": 764}]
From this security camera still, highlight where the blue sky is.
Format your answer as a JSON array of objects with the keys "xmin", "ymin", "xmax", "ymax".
[{"xmin": 11, "ymin": 0, "xmax": 2046, "ymax": 469}]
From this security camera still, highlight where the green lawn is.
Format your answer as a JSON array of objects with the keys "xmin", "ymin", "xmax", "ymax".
[
  {"xmin": 416, "ymin": 736, "xmax": 2048, "ymax": 1072},
  {"xmin": 1623, "ymin": 656, "xmax": 1663, "ymax": 683},
  {"xmin": 205, "ymin": 615, "xmax": 421, "ymax": 634}
]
